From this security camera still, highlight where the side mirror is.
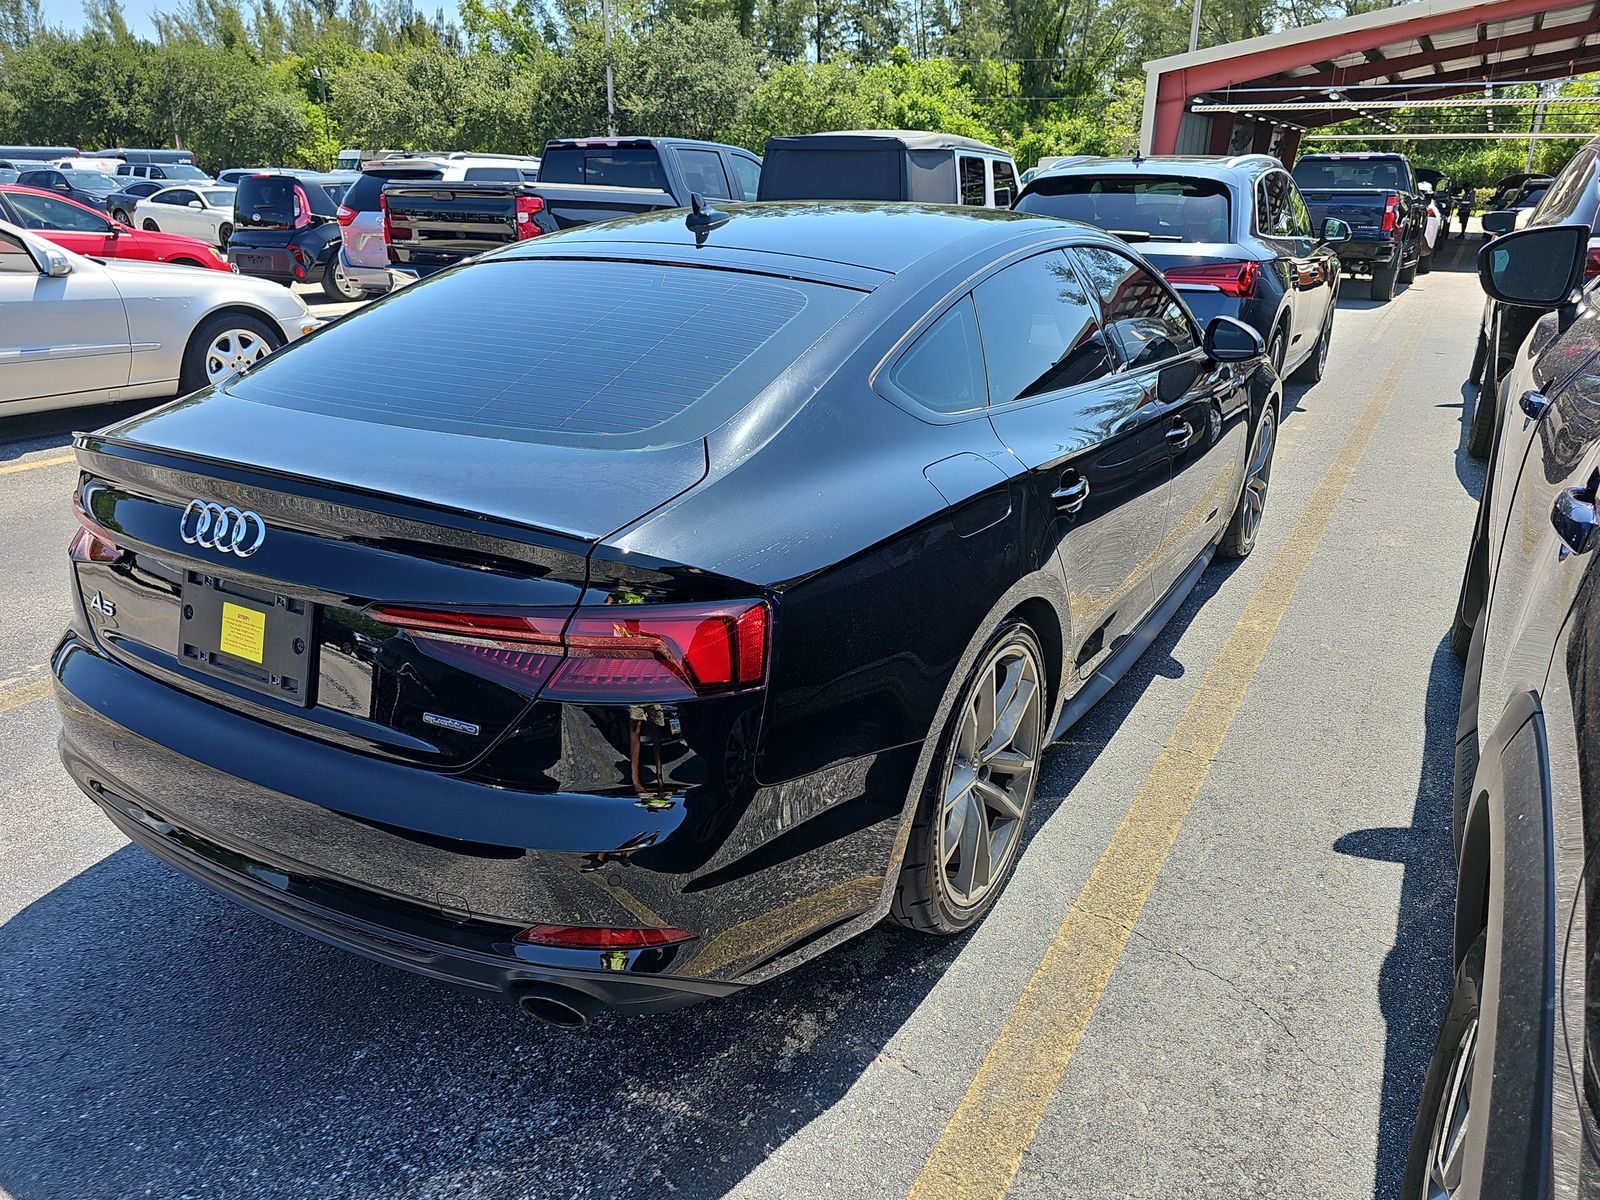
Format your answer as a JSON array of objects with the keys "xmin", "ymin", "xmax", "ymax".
[
  {"xmin": 1203, "ymin": 315, "xmax": 1265, "ymax": 363},
  {"xmin": 43, "ymin": 248, "xmax": 72, "ymax": 277},
  {"xmin": 1320, "ymin": 217, "xmax": 1351, "ymax": 245},
  {"xmin": 1478, "ymin": 223, "xmax": 1590, "ymax": 309},
  {"xmin": 105, "ymin": 222, "xmax": 120, "ymax": 237},
  {"xmin": 188, "ymin": 200, "xmax": 203, "ymax": 209},
  {"xmin": 994, "ymin": 186, "xmax": 1015, "ymax": 208},
  {"xmin": 1481, "ymin": 210, "xmax": 1517, "ymax": 236},
  {"xmin": 54, "ymin": 182, "xmax": 71, "ymax": 193}
]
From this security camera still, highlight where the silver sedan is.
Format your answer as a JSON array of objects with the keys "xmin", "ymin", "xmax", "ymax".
[{"xmin": 0, "ymin": 219, "xmax": 319, "ymax": 418}]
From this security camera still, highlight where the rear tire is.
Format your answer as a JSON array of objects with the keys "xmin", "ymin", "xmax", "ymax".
[
  {"xmin": 1219, "ymin": 402, "xmax": 1278, "ymax": 559},
  {"xmin": 1418, "ymin": 245, "xmax": 1434, "ymax": 275},
  {"xmin": 218, "ymin": 222, "xmax": 233, "ymax": 247},
  {"xmin": 321, "ymin": 257, "xmax": 363, "ymax": 301},
  {"xmin": 1466, "ymin": 369, "xmax": 1503, "ymax": 460},
  {"xmin": 1398, "ymin": 254, "xmax": 1418, "ymax": 286},
  {"xmin": 1400, "ymin": 934, "xmax": 1485, "ymax": 1200},
  {"xmin": 890, "ymin": 619, "xmax": 1046, "ymax": 935},
  {"xmin": 1370, "ymin": 259, "xmax": 1398, "ymax": 302},
  {"xmin": 1291, "ymin": 304, "xmax": 1333, "ymax": 384},
  {"xmin": 1468, "ymin": 330, "xmax": 1487, "ymax": 386},
  {"xmin": 111, "ymin": 208, "xmax": 131, "ymax": 225},
  {"xmin": 141, "ymin": 218, "xmax": 160, "ymax": 232}
]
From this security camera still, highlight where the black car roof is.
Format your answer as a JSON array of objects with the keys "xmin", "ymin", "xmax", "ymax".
[{"xmin": 496, "ymin": 201, "xmax": 1101, "ymax": 279}]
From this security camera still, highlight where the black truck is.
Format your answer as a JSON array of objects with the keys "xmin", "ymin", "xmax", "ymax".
[
  {"xmin": 384, "ymin": 137, "xmax": 763, "ymax": 283},
  {"xmin": 1290, "ymin": 152, "xmax": 1427, "ymax": 302}
]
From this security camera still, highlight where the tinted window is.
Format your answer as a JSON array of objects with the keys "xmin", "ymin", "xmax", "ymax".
[
  {"xmin": 729, "ymin": 155, "xmax": 761, "ymax": 201},
  {"xmin": 1291, "ymin": 157, "xmax": 1406, "ymax": 191},
  {"xmin": 343, "ymin": 168, "xmax": 444, "ymax": 212},
  {"xmin": 5, "ymin": 190, "xmax": 109, "ymax": 232},
  {"xmin": 758, "ymin": 148, "xmax": 902, "ymax": 201},
  {"xmin": 959, "ymin": 156, "xmax": 986, "ymax": 205},
  {"xmin": 1258, "ymin": 172, "xmax": 1304, "ymax": 238},
  {"xmin": 992, "ymin": 159, "xmax": 1018, "ymax": 203},
  {"xmin": 886, "ymin": 297, "xmax": 986, "ymax": 414},
  {"xmin": 1285, "ymin": 180, "xmax": 1314, "ymax": 238},
  {"xmin": 61, "ymin": 171, "xmax": 119, "ymax": 191},
  {"xmin": 675, "ymin": 148, "xmax": 732, "ymax": 199},
  {"xmin": 163, "ymin": 189, "xmax": 199, "ymax": 206},
  {"xmin": 227, "ymin": 260, "xmax": 863, "ymax": 447},
  {"xmin": 1071, "ymin": 245, "xmax": 1197, "ymax": 370},
  {"xmin": 130, "ymin": 180, "xmax": 162, "ymax": 196},
  {"xmin": 1017, "ymin": 175, "xmax": 1232, "ymax": 243},
  {"xmin": 18, "ymin": 171, "xmax": 60, "ymax": 188},
  {"xmin": 537, "ymin": 147, "xmax": 669, "ymax": 190},
  {"xmin": 463, "ymin": 166, "xmax": 521, "ymax": 181},
  {"xmin": 1533, "ymin": 146, "xmax": 1597, "ymax": 225},
  {"xmin": 973, "ymin": 249, "xmax": 1112, "ymax": 403}
]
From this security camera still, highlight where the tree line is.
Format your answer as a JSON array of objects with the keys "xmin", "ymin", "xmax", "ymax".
[{"xmin": 0, "ymin": 0, "xmax": 1588, "ymax": 182}]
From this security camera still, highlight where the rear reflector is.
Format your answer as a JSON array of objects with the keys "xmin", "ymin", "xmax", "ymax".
[
  {"xmin": 369, "ymin": 600, "xmax": 770, "ymax": 702},
  {"xmin": 1586, "ymin": 245, "xmax": 1600, "ymax": 282},
  {"xmin": 1163, "ymin": 260, "xmax": 1259, "ymax": 298},
  {"xmin": 514, "ymin": 925, "xmax": 695, "ymax": 949}
]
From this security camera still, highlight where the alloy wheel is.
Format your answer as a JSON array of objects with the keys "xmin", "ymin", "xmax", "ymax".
[
  {"xmin": 332, "ymin": 260, "xmax": 362, "ymax": 300},
  {"xmin": 1239, "ymin": 405, "xmax": 1276, "ymax": 549},
  {"xmin": 204, "ymin": 329, "xmax": 271, "ymax": 384},
  {"xmin": 1423, "ymin": 1015, "xmax": 1478, "ymax": 1198},
  {"xmin": 937, "ymin": 639, "xmax": 1044, "ymax": 909}
]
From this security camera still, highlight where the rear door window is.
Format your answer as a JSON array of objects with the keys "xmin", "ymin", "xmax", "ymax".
[
  {"xmin": 225, "ymin": 259, "xmax": 864, "ymax": 448},
  {"xmin": 1017, "ymin": 175, "xmax": 1232, "ymax": 243},
  {"xmin": 728, "ymin": 154, "xmax": 761, "ymax": 201},
  {"xmin": 674, "ymin": 149, "xmax": 733, "ymax": 199},
  {"xmin": 883, "ymin": 297, "xmax": 987, "ymax": 414},
  {"xmin": 958, "ymin": 156, "xmax": 986, "ymax": 205},
  {"xmin": 973, "ymin": 249, "xmax": 1113, "ymax": 403},
  {"xmin": 1071, "ymin": 245, "xmax": 1198, "ymax": 371}
]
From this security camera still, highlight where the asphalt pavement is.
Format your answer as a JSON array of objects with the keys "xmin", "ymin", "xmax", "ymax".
[{"xmin": 0, "ymin": 238, "xmax": 1488, "ymax": 1200}]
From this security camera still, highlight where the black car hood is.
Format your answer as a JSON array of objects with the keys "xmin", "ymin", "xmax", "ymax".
[{"xmin": 103, "ymin": 388, "xmax": 710, "ymax": 543}]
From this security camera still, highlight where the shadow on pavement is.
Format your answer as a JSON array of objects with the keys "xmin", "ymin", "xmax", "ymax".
[
  {"xmin": 0, "ymin": 399, "xmax": 153, "ymax": 463},
  {"xmin": 0, "ymin": 839, "xmax": 960, "ymax": 1199},
  {"xmin": 1332, "ymin": 634, "xmax": 1462, "ymax": 1199}
]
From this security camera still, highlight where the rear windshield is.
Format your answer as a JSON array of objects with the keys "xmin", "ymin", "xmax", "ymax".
[
  {"xmin": 343, "ymin": 168, "xmax": 443, "ymax": 212},
  {"xmin": 225, "ymin": 259, "xmax": 864, "ymax": 448},
  {"xmin": 1016, "ymin": 175, "xmax": 1231, "ymax": 243},
  {"xmin": 758, "ymin": 148, "xmax": 904, "ymax": 201},
  {"xmin": 1292, "ymin": 158, "xmax": 1408, "ymax": 191},
  {"xmin": 539, "ymin": 147, "xmax": 668, "ymax": 190}
]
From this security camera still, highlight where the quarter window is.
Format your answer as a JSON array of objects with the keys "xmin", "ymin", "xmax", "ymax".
[
  {"xmin": 992, "ymin": 159, "xmax": 1018, "ymax": 205},
  {"xmin": 1258, "ymin": 172, "xmax": 1301, "ymax": 238},
  {"xmin": 958, "ymin": 156, "xmax": 986, "ymax": 206},
  {"xmin": 886, "ymin": 296, "xmax": 987, "ymax": 414},
  {"xmin": 1070, "ymin": 245, "xmax": 1197, "ymax": 371},
  {"xmin": 973, "ymin": 249, "xmax": 1113, "ymax": 404},
  {"xmin": 728, "ymin": 155, "xmax": 762, "ymax": 201}
]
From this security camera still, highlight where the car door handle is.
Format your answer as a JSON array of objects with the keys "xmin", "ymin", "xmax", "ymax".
[
  {"xmin": 1166, "ymin": 419, "xmax": 1195, "ymax": 450},
  {"xmin": 1520, "ymin": 390, "xmax": 1549, "ymax": 427},
  {"xmin": 1052, "ymin": 475, "xmax": 1090, "ymax": 514},
  {"xmin": 1553, "ymin": 485, "xmax": 1599, "ymax": 560}
]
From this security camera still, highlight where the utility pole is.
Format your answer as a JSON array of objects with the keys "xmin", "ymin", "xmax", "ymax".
[
  {"xmin": 1526, "ymin": 79, "xmax": 1560, "ymax": 173},
  {"xmin": 1188, "ymin": 0, "xmax": 1202, "ymax": 53},
  {"xmin": 602, "ymin": 0, "xmax": 616, "ymax": 137}
]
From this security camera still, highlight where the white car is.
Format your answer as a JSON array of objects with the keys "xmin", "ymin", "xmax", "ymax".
[
  {"xmin": 0, "ymin": 219, "xmax": 319, "ymax": 418},
  {"xmin": 132, "ymin": 185, "xmax": 238, "ymax": 247}
]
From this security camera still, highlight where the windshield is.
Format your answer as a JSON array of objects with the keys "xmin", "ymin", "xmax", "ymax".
[
  {"xmin": 61, "ymin": 171, "xmax": 120, "ymax": 191},
  {"xmin": 1016, "ymin": 175, "xmax": 1232, "ymax": 242},
  {"xmin": 202, "ymin": 189, "xmax": 235, "ymax": 207},
  {"xmin": 226, "ymin": 258, "xmax": 864, "ymax": 449},
  {"xmin": 164, "ymin": 164, "xmax": 209, "ymax": 180}
]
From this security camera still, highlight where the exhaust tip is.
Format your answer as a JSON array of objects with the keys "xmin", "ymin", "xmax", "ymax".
[{"xmin": 515, "ymin": 983, "xmax": 600, "ymax": 1029}]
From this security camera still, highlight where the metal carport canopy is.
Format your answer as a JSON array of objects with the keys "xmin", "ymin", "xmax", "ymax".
[{"xmin": 1141, "ymin": 0, "xmax": 1600, "ymax": 161}]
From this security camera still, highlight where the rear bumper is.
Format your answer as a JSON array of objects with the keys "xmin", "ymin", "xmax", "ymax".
[
  {"xmin": 52, "ymin": 632, "xmax": 901, "ymax": 1010},
  {"xmin": 339, "ymin": 246, "xmax": 392, "ymax": 294},
  {"xmin": 1332, "ymin": 239, "xmax": 1398, "ymax": 267}
]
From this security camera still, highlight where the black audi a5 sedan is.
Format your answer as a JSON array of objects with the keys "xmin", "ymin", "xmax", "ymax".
[
  {"xmin": 1404, "ymin": 225, "xmax": 1600, "ymax": 1196},
  {"xmin": 53, "ymin": 202, "xmax": 1278, "ymax": 1024}
]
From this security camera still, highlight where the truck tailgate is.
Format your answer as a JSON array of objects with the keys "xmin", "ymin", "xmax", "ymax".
[
  {"xmin": 1300, "ymin": 188, "xmax": 1392, "ymax": 239},
  {"xmin": 384, "ymin": 184, "xmax": 521, "ymax": 269}
]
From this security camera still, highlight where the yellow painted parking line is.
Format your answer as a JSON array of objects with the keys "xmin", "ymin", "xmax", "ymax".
[
  {"xmin": 0, "ymin": 676, "xmax": 54, "ymax": 716},
  {"xmin": 0, "ymin": 453, "xmax": 75, "ymax": 476},
  {"xmin": 906, "ymin": 315, "xmax": 1433, "ymax": 1200}
]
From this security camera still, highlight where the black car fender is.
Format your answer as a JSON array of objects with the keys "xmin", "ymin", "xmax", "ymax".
[{"xmin": 1451, "ymin": 688, "xmax": 1556, "ymax": 1196}]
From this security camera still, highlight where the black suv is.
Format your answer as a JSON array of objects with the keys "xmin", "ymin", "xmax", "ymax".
[
  {"xmin": 227, "ymin": 171, "xmax": 362, "ymax": 301},
  {"xmin": 1464, "ymin": 136, "xmax": 1600, "ymax": 458},
  {"xmin": 1015, "ymin": 153, "xmax": 1348, "ymax": 382}
]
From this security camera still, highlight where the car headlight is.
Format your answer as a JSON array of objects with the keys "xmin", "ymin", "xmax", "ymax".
[{"xmin": 209, "ymin": 246, "xmax": 227, "ymax": 263}]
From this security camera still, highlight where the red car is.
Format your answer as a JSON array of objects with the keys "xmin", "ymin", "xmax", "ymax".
[{"xmin": 0, "ymin": 184, "xmax": 230, "ymax": 271}]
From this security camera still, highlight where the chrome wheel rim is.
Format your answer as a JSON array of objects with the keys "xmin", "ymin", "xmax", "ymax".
[
  {"xmin": 938, "ymin": 640, "xmax": 1043, "ymax": 909},
  {"xmin": 205, "ymin": 329, "xmax": 270, "ymax": 383},
  {"xmin": 332, "ymin": 260, "xmax": 361, "ymax": 299},
  {"xmin": 1424, "ymin": 1016, "xmax": 1478, "ymax": 1198},
  {"xmin": 1240, "ymin": 405, "xmax": 1276, "ymax": 548}
]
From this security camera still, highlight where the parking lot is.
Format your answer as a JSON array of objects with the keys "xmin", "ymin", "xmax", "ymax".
[{"xmin": 0, "ymin": 230, "xmax": 1488, "ymax": 1199}]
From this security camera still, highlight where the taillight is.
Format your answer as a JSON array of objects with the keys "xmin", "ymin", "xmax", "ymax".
[
  {"xmin": 335, "ymin": 204, "xmax": 355, "ymax": 226},
  {"xmin": 1163, "ymin": 260, "xmax": 1259, "ymax": 298},
  {"xmin": 514, "ymin": 925, "xmax": 694, "ymax": 949},
  {"xmin": 514, "ymin": 194, "xmax": 544, "ymax": 240},
  {"xmin": 1380, "ymin": 195, "xmax": 1399, "ymax": 234},
  {"xmin": 369, "ymin": 600, "xmax": 770, "ymax": 702},
  {"xmin": 380, "ymin": 192, "xmax": 407, "ymax": 242},
  {"xmin": 1586, "ymin": 245, "xmax": 1600, "ymax": 282},
  {"xmin": 70, "ymin": 498, "xmax": 121, "ymax": 563}
]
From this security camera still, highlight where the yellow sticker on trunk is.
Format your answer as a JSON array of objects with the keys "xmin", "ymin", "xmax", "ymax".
[{"xmin": 219, "ymin": 601, "xmax": 266, "ymax": 664}]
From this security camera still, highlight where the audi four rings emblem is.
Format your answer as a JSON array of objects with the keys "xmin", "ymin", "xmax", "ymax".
[{"xmin": 179, "ymin": 500, "xmax": 267, "ymax": 557}]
